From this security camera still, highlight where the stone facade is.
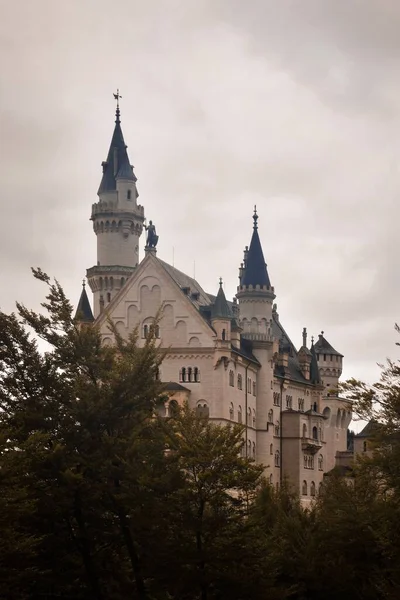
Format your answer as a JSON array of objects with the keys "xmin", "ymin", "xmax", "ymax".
[{"xmin": 78, "ymin": 107, "xmax": 352, "ymax": 502}]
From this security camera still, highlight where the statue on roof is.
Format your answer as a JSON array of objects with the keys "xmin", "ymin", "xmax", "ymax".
[{"xmin": 145, "ymin": 219, "xmax": 158, "ymax": 248}]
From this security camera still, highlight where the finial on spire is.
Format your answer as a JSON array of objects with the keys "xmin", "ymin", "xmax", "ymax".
[
  {"xmin": 82, "ymin": 278, "xmax": 86, "ymax": 288},
  {"xmin": 113, "ymin": 89, "xmax": 122, "ymax": 123},
  {"xmin": 253, "ymin": 205, "xmax": 258, "ymax": 229},
  {"xmin": 311, "ymin": 335, "xmax": 314, "ymax": 345},
  {"xmin": 219, "ymin": 277, "xmax": 223, "ymax": 288},
  {"xmin": 321, "ymin": 330, "xmax": 324, "ymax": 336}
]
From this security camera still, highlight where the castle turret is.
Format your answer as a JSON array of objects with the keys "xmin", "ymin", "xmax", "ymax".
[
  {"xmin": 87, "ymin": 93, "xmax": 145, "ymax": 317},
  {"xmin": 236, "ymin": 207, "xmax": 275, "ymax": 470},
  {"xmin": 314, "ymin": 331, "xmax": 343, "ymax": 396},
  {"xmin": 74, "ymin": 280, "xmax": 94, "ymax": 324},
  {"xmin": 211, "ymin": 278, "xmax": 232, "ymax": 346}
]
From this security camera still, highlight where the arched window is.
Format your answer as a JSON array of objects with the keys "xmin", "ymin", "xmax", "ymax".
[
  {"xmin": 196, "ymin": 402, "xmax": 209, "ymax": 418},
  {"xmin": 270, "ymin": 443, "xmax": 273, "ymax": 455},
  {"xmin": 143, "ymin": 324, "xmax": 149, "ymax": 338},
  {"xmin": 274, "ymin": 421, "xmax": 280, "ymax": 436},
  {"xmin": 253, "ymin": 382, "xmax": 256, "ymax": 396},
  {"xmin": 222, "ymin": 328, "xmax": 226, "ymax": 341},
  {"xmin": 229, "ymin": 370, "xmax": 234, "ymax": 386},
  {"xmin": 310, "ymin": 481, "xmax": 316, "ymax": 497},
  {"xmin": 275, "ymin": 451, "xmax": 280, "ymax": 467},
  {"xmin": 313, "ymin": 402, "xmax": 317, "ymax": 412},
  {"xmin": 107, "ymin": 292, "xmax": 111, "ymax": 303},
  {"xmin": 127, "ymin": 189, "xmax": 132, "ymax": 200},
  {"xmin": 269, "ymin": 473, "xmax": 273, "ymax": 485},
  {"xmin": 302, "ymin": 480, "xmax": 308, "ymax": 496},
  {"xmin": 268, "ymin": 409, "xmax": 273, "ymax": 424},
  {"xmin": 312, "ymin": 426, "xmax": 318, "ymax": 440},
  {"xmin": 247, "ymin": 407, "xmax": 251, "ymax": 425},
  {"xmin": 247, "ymin": 377, "xmax": 251, "ymax": 393},
  {"xmin": 252, "ymin": 442, "xmax": 256, "ymax": 459},
  {"xmin": 180, "ymin": 367, "xmax": 186, "ymax": 383},
  {"xmin": 247, "ymin": 440, "xmax": 251, "ymax": 457},
  {"xmin": 194, "ymin": 367, "xmax": 200, "ymax": 383},
  {"xmin": 273, "ymin": 392, "xmax": 280, "ymax": 406},
  {"xmin": 302, "ymin": 423, "xmax": 307, "ymax": 438},
  {"xmin": 229, "ymin": 403, "xmax": 234, "ymax": 420},
  {"xmin": 187, "ymin": 367, "xmax": 193, "ymax": 382},
  {"xmin": 252, "ymin": 409, "xmax": 256, "ymax": 428},
  {"xmin": 303, "ymin": 454, "xmax": 308, "ymax": 468},
  {"xmin": 238, "ymin": 406, "xmax": 242, "ymax": 424},
  {"xmin": 237, "ymin": 374, "xmax": 242, "ymax": 390},
  {"xmin": 318, "ymin": 454, "xmax": 323, "ymax": 470}
]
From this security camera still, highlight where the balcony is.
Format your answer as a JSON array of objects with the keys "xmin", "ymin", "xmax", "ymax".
[{"xmin": 301, "ymin": 437, "xmax": 323, "ymax": 454}]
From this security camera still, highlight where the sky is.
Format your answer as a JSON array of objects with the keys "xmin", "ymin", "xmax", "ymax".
[{"xmin": 1, "ymin": 0, "xmax": 399, "ymax": 429}]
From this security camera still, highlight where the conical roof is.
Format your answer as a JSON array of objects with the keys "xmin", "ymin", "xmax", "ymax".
[
  {"xmin": 241, "ymin": 209, "xmax": 271, "ymax": 288},
  {"xmin": 310, "ymin": 341, "xmax": 321, "ymax": 384},
  {"xmin": 75, "ymin": 284, "xmax": 94, "ymax": 323},
  {"xmin": 211, "ymin": 279, "xmax": 232, "ymax": 319},
  {"xmin": 314, "ymin": 332, "xmax": 343, "ymax": 357},
  {"xmin": 98, "ymin": 108, "xmax": 137, "ymax": 194}
]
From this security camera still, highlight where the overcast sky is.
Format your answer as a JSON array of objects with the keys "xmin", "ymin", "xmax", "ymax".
[{"xmin": 1, "ymin": 1, "xmax": 399, "ymax": 427}]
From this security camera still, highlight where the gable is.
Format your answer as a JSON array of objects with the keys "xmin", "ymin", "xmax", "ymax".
[{"xmin": 96, "ymin": 254, "xmax": 216, "ymax": 348}]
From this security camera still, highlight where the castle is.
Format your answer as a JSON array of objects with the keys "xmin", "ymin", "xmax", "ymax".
[{"xmin": 76, "ymin": 99, "xmax": 352, "ymax": 501}]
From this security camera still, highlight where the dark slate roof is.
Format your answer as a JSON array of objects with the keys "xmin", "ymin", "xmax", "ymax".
[
  {"xmin": 75, "ymin": 285, "xmax": 94, "ymax": 322},
  {"xmin": 314, "ymin": 333, "xmax": 343, "ymax": 357},
  {"xmin": 241, "ymin": 212, "xmax": 271, "ymax": 288},
  {"xmin": 272, "ymin": 316, "xmax": 310, "ymax": 384},
  {"xmin": 232, "ymin": 339, "xmax": 260, "ymax": 366},
  {"xmin": 98, "ymin": 114, "xmax": 137, "ymax": 194},
  {"xmin": 211, "ymin": 282, "xmax": 232, "ymax": 319},
  {"xmin": 310, "ymin": 343, "xmax": 321, "ymax": 384},
  {"xmin": 354, "ymin": 420, "xmax": 379, "ymax": 438},
  {"xmin": 158, "ymin": 259, "xmax": 212, "ymax": 308},
  {"xmin": 162, "ymin": 381, "xmax": 190, "ymax": 392}
]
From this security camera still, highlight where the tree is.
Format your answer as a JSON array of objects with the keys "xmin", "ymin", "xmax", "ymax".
[{"xmin": 0, "ymin": 269, "xmax": 170, "ymax": 599}]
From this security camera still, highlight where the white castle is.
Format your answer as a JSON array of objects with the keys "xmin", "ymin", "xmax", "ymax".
[{"xmin": 76, "ymin": 101, "xmax": 352, "ymax": 501}]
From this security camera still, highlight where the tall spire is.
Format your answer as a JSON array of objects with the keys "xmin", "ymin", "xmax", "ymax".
[
  {"xmin": 211, "ymin": 278, "xmax": 232, "ymax": 319},
  {"xmin": 98, "ymin": 90, "xmax": 137, "ymax": 195},
  {"xmin": 240, "ymin": 207, "xmax": 271, "ymax": 288},
  {"xmin": 310, "ymin": 337, "xmax": 321, "ymax": 384}
]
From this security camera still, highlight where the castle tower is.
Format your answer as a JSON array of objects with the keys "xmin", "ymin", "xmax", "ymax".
[
  {"xmin": 87, "ymin": 94, "xmax": 145, "ymax": 317},
  {"xmin": 314, "ymin": 332, "xmax": 343, "ymax": 396},
  {"xmin": 211, "ymin": 278, "xmax": 232, "ymax": 346},
  {"xmin": 236, "ymin": 208, "xmax": 276, "ymax": 468}
]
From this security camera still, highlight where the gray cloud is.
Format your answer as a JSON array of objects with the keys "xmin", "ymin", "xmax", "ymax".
[{"xmin": 1, "ymin": 1, "xmax": 399, "ymax": 428}]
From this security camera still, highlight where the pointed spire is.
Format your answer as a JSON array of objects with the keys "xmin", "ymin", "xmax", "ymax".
[
  {"xmin": 75, "ymin": 280, "xmax": 94, "ymax": 323},
  {"xmin": 240, "ymin": 207, "xmax": 271, "ymax": 288},
  {"xmin": 211, "ymin": 278, "xmax": 232, "ymax": 319},
  {"xmin": 310, "ymin": 338, "xmax": 322, "ymax": 384},
  {"xmin": 98, "ymin": 91, "xmax": 137, "ymax": 195}
]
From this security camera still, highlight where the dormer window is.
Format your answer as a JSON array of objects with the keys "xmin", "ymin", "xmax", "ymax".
[{"xmin": 127, "ymin": 189, "xmax": 132, "ymax": 200}]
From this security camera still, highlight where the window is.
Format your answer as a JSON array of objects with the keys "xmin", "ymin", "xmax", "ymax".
[
  {"xmin": 179, "ymin": 366, "xmax": 200, "ymax": 383},
  {"xmin": 302, "ymin": 423, "xmax": 307, "ymax": 438},
  {"xmin": 312, "ymin": 426, "xmax": 318, "ymax": 440},
  {"xmin": 107, "ymin": 292, "xmax": 111, "ymax": 303},
  {"xmin": 247, "ymin": 407, "xmax": 251, "ymax": 426},
  {"xmin": 363, "ymin": 441, "xmax": 367, "ymax": 452},
  {"xmin": 318, "ymin": 455, "xmax": 323, "ymax": 470},
  {"xmin": 229, "ymin": 403, "xmax": 234, "ymax": 420},
  {"xmin": 274, "ymin": 451, "xmax": 280, "ymax": 467},
  {"xmin": 269, "ymin": 474, "xmax": 273, "ymax": 485},
  {"xmin": 323, "ymin": 354, "xmax": 326, "ymax": 361},
  {"xmin": 179, "ymin": 367, "xmax": 186, "ymax": 383},
  {"xmin": 238, "ymin": 406, "xmax": 242, "ymax": 424},
  {"xmin": 270, "ymin": 443, "xmax": 273, "ymax": 455},
  {"xmin": 310, "ymin": 481, "xmax": 316, "ymax": 497},
  {"xmin": 187, "ymin": 367, "xmax": 192, "ymax": 382},
  {"xmin": 268, "ymin": 409, "xmax": 273, "ymax": 424},
  {"xmin": 247, "ymin": 440, "xmax": 251, "ymax": 457},
  {"xmin": 304, "ymin": 454, "xmax": 314, "ymax": 469},
  {"xmin": 273, "ymin": 392, "xmax": 280, "ymax": 406},
  {"xmin": 143, "ymin": 324, "xmax": 149, "ymax": 338},
  {"xmin": 298, "ymin": 398, "xmax": 304, "ymax": 411},
  {"xmin": 330, "ymin": 355, "xmax": 333, "ymax": 361},
  {"xmin": 142, "ymin": 321, "xmax": 159, "ymax": 339},
  {"xmin": 196, "ymin": 402, "xmax": 209, "ymax": 418},
  {"xmin": 237, "ymin": 374, "xmax": 243, "ymax": 390},
  {"xmin": 252, "ymin": 409, "xmax": 256, "ymax": 428},
  {"xmin": 253, "ymin": 381, "xmax": 256, "ymax": 396},
  {"xmin": 274, "ymin": 421, "xmax": 280, "ymax": 436},
  {"xmin": 247, "ymin": 377, "xmax": 251, "ymax": 393},
  {"xmin": 127, "ymin": 189, "xmax": 132, "ymax": 200},
  {"xmin": 222, "ymin": 328, "xmax": 226, "ymax": 341},
  {"xmin": 252, "ymin": 442, "xmax": 256, "ymax": 459},
  {"xmin": 155, "ymin": 324, "xmax": 160, "ymax": 338},
  {"xmin": 229, "ymin": 370, "xmax": 234, "ymax": 387},
  {"xmin": 302, "ymin": 480, "xmax": 308, "ymax": 496},
  {"xmin": 194, "ymin": 367, "xmax": 200, "ymax": 383},
  {"xmin": 313, "ymin": 402, "xmax": 317, "ymax": 412},
  {"xmin": 286, "ymin": 394, "xmax": 293, "ymax": 409}
]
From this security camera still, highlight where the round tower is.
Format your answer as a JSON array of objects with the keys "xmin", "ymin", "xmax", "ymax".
[{"xmin": 87, "ymin": 93, "xmax": 145, "ymax": 318}]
